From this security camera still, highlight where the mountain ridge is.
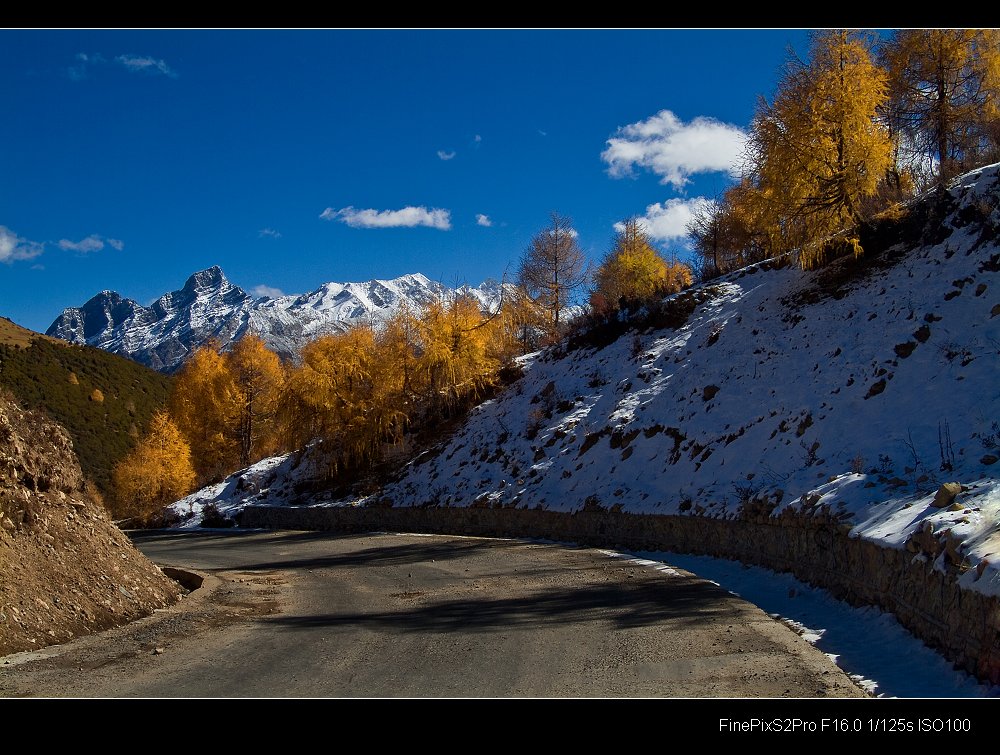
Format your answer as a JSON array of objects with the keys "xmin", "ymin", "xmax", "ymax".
[{"xmin": 47, "ymin": 269, "xmax": 505, "ymax": 372}]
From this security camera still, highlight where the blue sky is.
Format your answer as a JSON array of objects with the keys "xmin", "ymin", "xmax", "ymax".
[{"xmin": 0, "ymin": 28, "xmax": 819, "ymax": 332}]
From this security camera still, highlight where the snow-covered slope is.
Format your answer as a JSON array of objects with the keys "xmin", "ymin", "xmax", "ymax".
[
  {"xmin": 47, "ymin": 267, "xmax": 504, "ymax": 372},
  {"xmin": 173, "ymin": 165, "xmax": 1000, "ymax": 596}
]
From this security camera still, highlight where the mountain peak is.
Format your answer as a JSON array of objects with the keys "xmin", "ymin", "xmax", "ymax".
[
  {"xmin": 183, "ymin": 265, "xmax": 228, "ymax": 292},
  {"xmin": 85, "ymin": 289, "xmax": 124, "ymax": 307},
  {"xmin": 397, "ymin": 272, "xmax": 432, "ymax": 286}
]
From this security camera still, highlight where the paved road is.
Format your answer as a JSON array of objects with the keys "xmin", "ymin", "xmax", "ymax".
[{"xmin": 0, "ymin": 530, "xmax": 866, "ymax": 698}]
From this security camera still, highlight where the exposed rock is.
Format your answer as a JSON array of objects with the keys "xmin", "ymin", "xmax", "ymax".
[
  {"xmin": 864, "ymin": 379, "xmax": 887, "ymax": 399},
  {"xmin": 800, "ymin": 492, "xmax": 823, "ymax": 507},
  {"xmin": 908, "ymin": 521, "xmax": 942, "ymax": 555},
  {"xmin": 931, "ymin": 482, "xmax": 963, "ymax": 508},
  {"xmin": 942, "ymin": 529, "xmax": 965, "ymax": 566},
  {"xmin": 702, "ymin": 385, "xmax": 720, "ymax": 402},
  {"xmin": 981, "ymin": 454, "xmax": 998, "ymax": 466}
]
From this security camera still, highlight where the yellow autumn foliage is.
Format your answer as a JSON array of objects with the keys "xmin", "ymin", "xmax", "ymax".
[
  {"xmin": 593, "ymin": 219, "xmax": 692, "ymax": 310},
  {"xmin": 169, "ymin": 340, "xmax": 240, "ymax": 482},
  {"xmin": 883, "ymin": 29, "xmax": 1000, "ymax": 184},
  {"xmin": 226, "ymin": 333, "xmax": 284, "ymax": 467},
  {"xmin": 112, "ymin": 410, "xmax": 196, "ymax": 522},
  {"xmin": 747, "ymin": 29, "xmax": 893, "ymax": 268}
]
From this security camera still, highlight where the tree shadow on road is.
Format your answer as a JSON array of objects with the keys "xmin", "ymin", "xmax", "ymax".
[
  {"xmin": 264, "ymin": 576, "xmax": 745, "ymax": 633},
  {"xmin": 229, "ymin": 536, "xmax": 513, "ymax": 571},
  {"xmin": 131, "ymin": 529, "xmax": 513, "ymax": 570}
]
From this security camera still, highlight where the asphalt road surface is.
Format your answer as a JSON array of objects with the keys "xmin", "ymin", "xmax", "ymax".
[{"xmin": 0, "ymin": 530, "xmax": 867, "ymax": 698}]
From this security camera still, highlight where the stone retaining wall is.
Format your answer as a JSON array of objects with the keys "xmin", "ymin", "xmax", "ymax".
[{"xmin": 237, "ymin": 504, "xmax": 1000, "ymax": 684}]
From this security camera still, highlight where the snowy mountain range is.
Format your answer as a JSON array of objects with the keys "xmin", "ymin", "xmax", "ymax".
[
  {"xmin": 46, "ymin": 267, "xmax": 505, "ymax": 372},
  {"xmin": 173, "ymin": 163, "xmax": 1000, "ymax": 599}
]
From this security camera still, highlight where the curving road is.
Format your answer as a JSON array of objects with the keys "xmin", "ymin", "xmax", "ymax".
[{"xmin": 0, "ymin": 530, "xmax": 867, "ymax": 698}]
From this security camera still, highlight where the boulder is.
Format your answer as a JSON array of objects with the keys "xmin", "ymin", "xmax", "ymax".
[{"xmin": 931, "ymin": 482, "xmax": 962, "ymax": 508}]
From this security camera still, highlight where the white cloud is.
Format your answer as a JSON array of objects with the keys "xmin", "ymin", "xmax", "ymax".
[
  {"xmin": 252, "ymin": 284, "xmax": 285, "ymax": 299},
  {"xmin": 617, "ymin": 197, "xmax": 714, "ymax": 242},
  {"xmin": 69, "ymin": 52, "xmax": 175, "ymax": 81},
  {"xmin": 67, "ymin": 52, "xmax": 105, "ymax": 81},
  {"xmin": 0, "ymin": 226, "xmax": 44, "ymax": 264},
  {"xmin": 320, "ymin": 205, "xmax": 452, "ymax": 230},
  {"xmin": 437, "ymin": 150, "xmax": 456, "ymax": 161},
  {"xmin": 476, "ymin": 213, "xmax": 492, "ymax": 227},
  {"xmin": 474, "ymin": 134, "xmax": 482, "ymax": 143},
  {"xmin": 602, "ymin": 109, "xmax": 746, "ymax": 189},
  {"xmin": 58, "ymin": 236, "xmax": 102, "ymax": 252},
  {"xmin": 115, "ymin": 55, "xmax": 176, "ymax": 77},
  {"xmin": 58, "ymin": 234, "xmax": 121, "ymax": 253},
  {"xmin": 258, "ymin": 228, "xmax": 282, "ymax": 239}
]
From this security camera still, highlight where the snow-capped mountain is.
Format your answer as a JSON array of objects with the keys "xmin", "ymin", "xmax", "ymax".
[{"xmin": 46, "ymin": 267, "xmax": 505, "ymax": 372}]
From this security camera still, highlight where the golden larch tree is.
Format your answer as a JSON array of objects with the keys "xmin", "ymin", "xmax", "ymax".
[
  {"xmin": 593, "ymin": 218, "xmax": 671, "ymax": 309},
  {"xmin": 416, "ymin": 293, "xmax": 500, "ymax": 414},
  {"xmin": 493, "ymin": 284, "xmax": 546, "ymax": 356},
  {"xmin": 686, "ymin": 181, "xmax": 779, "ymax": 279},
  {"xmin": 747, "ymin": 29, "xmax": 893, "ymax": 268},
  {"xmin": 169, "ymin": 340, "xmax": 239, "ymax": 483},
  {"xmin": 226, "ymin": 333, "xmax": 284, "ymax": 468},
  {"xmin": 663, "ymin": 254, "xmax": 693, "ymax": 293},
  {"xmin": 283, "ymin": 326, "xmax": 401, "ymax": 475},
  {"xmin": 378, "ymin": 303, "xmax": 423, "ymax": 403},
  {"xmin": 112, "ymin": 410, "xmax": 196, "ymax": 523},
  {"xmin": 882, "ymin": 29, "xmax": 1000, "ymax": 184}
]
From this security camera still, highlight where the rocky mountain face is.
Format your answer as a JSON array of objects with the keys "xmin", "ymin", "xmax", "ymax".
[
  {"xmin": 47, "ymin": 267, "xmax": 505, "ymax": 372},
  {"xmin": 0, "ymin": 393, "xmax": 182, "ymax": 655}
]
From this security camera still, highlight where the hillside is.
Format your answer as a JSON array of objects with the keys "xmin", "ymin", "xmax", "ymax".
[
  {"xmin": 0, "ymin": 319, "xmax": 171, "ymax": 498},
  {"xmin": 172, "ymin": 164, "xmax": 1000, "ymax": 598},
  {"xmin": 0, "ymin": 317, "xmax": 64, "ymax": 349},
  {"xmin": 47, "ymin": 267, "xmax": 505, "ymax": 372},
  {"xmin": 0, "ymin": 392, "xmax": 182, "ymax": 656}
]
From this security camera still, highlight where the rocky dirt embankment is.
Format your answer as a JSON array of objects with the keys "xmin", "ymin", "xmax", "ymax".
[{"xmin": 0, "ymin": 394, "xmax": 182, "ymax": 656}]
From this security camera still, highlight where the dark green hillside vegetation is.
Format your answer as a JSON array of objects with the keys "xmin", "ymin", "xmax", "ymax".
[{"xmin": 0, "ymin": 328, "xmax": 172, "ymax": 498}]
